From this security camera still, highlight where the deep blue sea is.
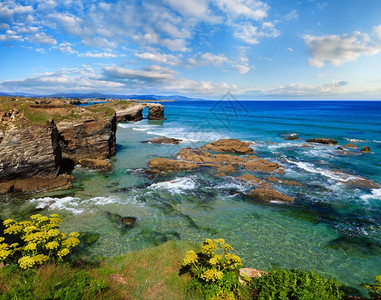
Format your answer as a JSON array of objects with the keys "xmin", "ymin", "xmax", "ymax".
[{"xmin": 1, "ymin": 100, "xmax": 381, "ymax": 294}]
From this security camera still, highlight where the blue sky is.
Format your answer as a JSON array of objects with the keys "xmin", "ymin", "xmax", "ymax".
[{"xmin": 1, "ymin": 0, "xmax": 381, "ymax": 99}]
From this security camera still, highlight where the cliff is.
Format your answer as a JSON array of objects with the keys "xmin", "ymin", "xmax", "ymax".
[{"xmin": 0, "ymin": 97, "xmax": 116, "ymax": 194}]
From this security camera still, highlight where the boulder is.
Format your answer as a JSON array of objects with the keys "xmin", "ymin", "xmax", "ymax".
[
  {"xmin": 337, "ymin": 147, "xmax": 344, "ymax": 151},
  {"xmin": 361, "ymin": 146, "xmax": 371, "ymax": 153},
  {"xmin": 141, "ymin": 137, "xmax": 182, "ymax": 144},
  {"xmin": 146, "ymin": 103, "xmax": 165, "ymax": 120},
  {"xmin": 266, "ymin": 177, "xmax": 302, "ymax": 186},
  {"xmin": 201, "ymin": 139, "xmax": 254, "ymax": 154},
  {"xmin": 148, "ymin": 158, "xmax": 198, "ymax": 172},
  {"xmin": 344, "ymin": 143, "xmax": 359, "ymax": 149},
  {"xmin": 240, "ymin": 268, "xmax": 268, "ymax": 280},
  {"xmin": 332, "ymin": 171, "xmax": 379, "ymax": 189},
  {"xmin": 249, "ymin": 187, "xmax": 294, "ymax": 202},
  {"xmin": 284, "ymin": 134, "xmax": 299, "ymax": 140},
  {"xmin": 237, "ymin": 174, "xmax": 263, "ymax": 185},
  {"xmin": 306, "ymin": 138, "xmax": 338, "ymax": 145},
  {"xmin": 243, "ymin": 159, "xmax": 285, "ymax": 174},
  {"xmin": 76, "ymin": 158, "xmax": 113, "ymax": 171}
]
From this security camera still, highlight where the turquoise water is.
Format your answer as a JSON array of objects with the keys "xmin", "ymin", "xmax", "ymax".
[{"xmin": 1, "ymin": 100, "xmax": 381, "ymax": 294}]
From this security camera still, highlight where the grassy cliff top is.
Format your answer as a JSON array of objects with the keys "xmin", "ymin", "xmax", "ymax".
[
  {"xmin": 0, "ymin": 97, "xmax": 115, "ymax": 129},
  {"xmin": 95, "ymin": 100, "xmax": 142, "ymax": 110}
]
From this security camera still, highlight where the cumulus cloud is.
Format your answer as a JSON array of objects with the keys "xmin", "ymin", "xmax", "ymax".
[
  {"xmin": 103, "ymin": 65, "xmax": 177, "ymax": 83},
  {"xmin": 234, "ymin": 21, "xmax": 280, "ymax": 44},
  {"xmin": 304, "ymin": 26, "xmax": 381, "ymax": 67},
  {"xmin": 78, "ymin": 51, "xmax": 117, "ymax": 58},
  {"xmin": 27, "ymin": 32, "xmax": 56, "ymax": 45},
  {"xmin": 134, "ymin": 50, "xmax": 182, "ymax": 66},
  {"xmin": 216, "ymin": 0, "xmax": 269, "ymax": 21},
  {"xmin": 55, "ymin": 41, "xmax": 77, "ymax": 54},
  {"xmin": 284, "ymin": 10, "xmax": 298, "ymax": 21},
  {"xmin": 200, "ymin": 52, "xmax": 229, "ymax": 66}
]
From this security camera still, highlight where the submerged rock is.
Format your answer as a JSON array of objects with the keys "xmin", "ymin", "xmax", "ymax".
[
  {"xmin": 361, "ymin": 146, "xmax": 371, "ymax": 153},
  {"xmin": 141, "ymin": 137, "xmax": 182, "ymax": 144},
  {"xmin": 201, "ymin": 139, "xmax": 254, "ymax": 154},
  {"xmin": 249, "ymin": 187, "xmax": 294, "ymax": 202},
  {"xmin": 332, "ymin": 171, "xmax": 379, "ymax": 189},
  {"xmin": 344, "ymin": 143, "xmax": 359, "ymax": 149},
  {"xmin": 237, "ymin": 174, "xmax": 263, "ymax": 185},
  {"xmin": 106, "ymin": 212, "xmax": 137, "ymax": 229},
  {"xmin": 284, "ymin": 134, "xmax": 299, "ymax": 140},
  {"xmin": 266, "ymin": 177, "xmax": 303, "ymax": 186},
  {"xmin": 306, "ymin": 138, "xmax": 338, "ymax": 145}
]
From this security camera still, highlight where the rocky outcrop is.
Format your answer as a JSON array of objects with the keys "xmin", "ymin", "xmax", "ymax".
[
  {"xmin": 149, "ymin": 140, "xmax": 284, "ymax": 174},
  {"xmin": 344, "ymin": 143, "xmax": 359, "ymax": 149},
  {"xmin": 201, "ymin": 139, "xmax": 254, "ymax": 154},
  {"xmin": 284, "ymin": 134, "xmax": 298, "ymax": 140},
  {"xmin": 361, "ymin": 146, "xmax": 371, "ymax": 153},
  {"xmin": 306, "ymin": 138, "xmax": 338, "ymax": 145},
  {"xmin": 249, "ymin": 187, "xmax": 294, "ymax": 202},
  {"xmin": 114, "ymin": 103, "xmax": 144, "ymax": 122},
  {"xmin": 332, "ymin": 170, "xmax": 379, "ymax": 189},
  {"xmin": 141, "ymin": 137, "xmax": 182, "ymax": 144},
  {"xmin": 266, "ymin": 177, "xmax": 303, "ymax": 186},
  {"xmin": 146, "ymin": 103, "xmax": 165, "ymax": 120},
  {"xmin": 0, "ymin": 98, "xmax": 117, "ymax": 194},
  {"xmin": 0, "ymin": 115, "xmax": 73, "ymax": 194}
]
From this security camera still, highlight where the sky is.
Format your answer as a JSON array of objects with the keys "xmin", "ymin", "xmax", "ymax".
[{"xmin": 1, "ymin": 0, "xmax": 381, "ymax": 99}]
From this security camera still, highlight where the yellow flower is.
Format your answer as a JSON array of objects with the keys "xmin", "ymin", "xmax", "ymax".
[
  {"xmin": 0, "ymin": 249, "xmax": 11, "ymax": 261},
  {"xmin": 182, "ymin": 250, "xmax": 198, "ymax": 266},
  {"xmin": 0, "ymin": 237, "xmax": 5, "ymax": 243},
  {"xmin": 4, "ymin": 224, "xmax": 23, "ymax": 234},
  {"xmin": 222, "ymin": 243, "xmax": 233, "ymax": 251},
  {"xmin": 33, "ymin": 254, "xmax": 49, "ymax": 265},
  {"xmin": 57, "ymin": 248, "xmax": 70, "ymax": 258},
  {"xmin": 62, "ymin": 237, "xmax": 80, "ymax": 248},
  {"xmin": 18, "ymin": 256, "xmax": 35, "ymax": 269},
  {"xmin": 37, "ymin": 216, "xmax": 49, "ymax": 223},
  {"xmin": 3, "ymin": 219, "xmax": 15, "ymax": 227},
  {"xmin": 24, "ymin": 243, "xmax": 37, "ymax": 251},
  {"xmin": 50, "ymin": 214, "xmax": 59, "ymax": 218},
  {"xmin": 209, "ymin": 257, "xmax": 218, "ymax": 265},
  {"xmin": 10, "ymin": 243, "xmax": 19, "ymax": 248},
  {"xmin": 23, "ymin": 225, "xmax": 38, "ymax": 233},
  {"xmin": 23, "ymin": 231, "xmax": 46, "ymax": 243},
  {"xmin": 225, "ymin": 253, "xmax": 242, "ymax": 269},
  {"xmin": 201, "ymin": 239, "xmax": 217, "ymax": 254},
  {"xmin": 30, "ymin": 214, "xmax": 42, "ymax": 220},
  {"xmin": 69, "ymin": 232, "xmax": 80, "ymax": 237},
  {"xmin": 47, "ymin": 229, "xmax": 60, "ymax": 237},
  {"xmin": 213, "ymin": 238, "xmax": 225, "ymax": 245},
  {"xmin": 45, "ymin": 241, "xmax": 59, "ymax": 250},
  {"xmin": 201, "ymin": 269, "xmax": 224, "ymax": 282}
]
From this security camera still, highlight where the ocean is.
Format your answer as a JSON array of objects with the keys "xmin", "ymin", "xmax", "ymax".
[{"xmin": 1, "ymin": 100, "xmax": 380, "ymax": 293}]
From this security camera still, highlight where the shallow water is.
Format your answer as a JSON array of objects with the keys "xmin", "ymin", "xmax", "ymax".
[{"xmin": 1, "ymin": 100, "xmax": 381, "ymax": 294}]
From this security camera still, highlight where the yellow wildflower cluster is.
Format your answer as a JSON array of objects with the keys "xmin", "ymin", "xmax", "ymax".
[
  {"xmin": 182, "ymin": 250, "xmax": 198, "ymax": 266},
  {"xmin": 209, "ymin": 257, "xmax": 218, "ymax": 265},
  {"xmin": 0, "ymin": 214, "xmax": 80, "ymax": 269},
  {"xmin": 201, "ymin": 239, "xmax": 217, "ymax": 254},
  {"xmin": 225, "ymin": 253, "xmax": 242, "ymax": 269},
  {"xmin": 201, "ymin": 269, "xmax": 224, "ymax": 282}
]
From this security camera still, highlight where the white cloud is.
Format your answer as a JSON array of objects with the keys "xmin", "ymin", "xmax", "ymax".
[
  {"xmin": 27, "ymin": 32, "xmax": 56, "ymax": 45},
  {"xmin": 235, "ymin": 56, "xmax": 251, "ymax": 74},
  {"xmin": 216, "ymin": 0, "xmax": 269, "ymax": 21},
  {"xmin": 304, "ymin": 27, "xmax": 381, "ymax": 67},
  {"xmin": 134, "ymin": 50, "xmax": 182, "ymax": 66},
  {"xmin": 287, "ymin": 47, "xmax": 294, "ymax": 52},
  {"xmin": 161, "ymin": 38, "xmax": 189, "ymax": 52},
  {"xmin": 0, "ymin": 2, "xmax": 33, "ymax": 21},
  {"xmin": 284, "ymin": 10, "xmax": 298, "ymax": 21},
  {"xmin": 103, "ymin": 65, "xmax": 177, "ymax": 83},
  {"xmin": 234, "ymin": 21, "xmax": 280, "ymax": 44},
  {"xmin": 0, "ymin": 34, "xmax": 23, "ymax": 41},
  {"xmin": 163, "ymin": 0, "xmax": 221, "ymax": 23},
  {"xmin": 78, "ymin": 51, "xmax": 117, "ymax": 58},
  {"xmin": 55, "ymin": 41, "xmax": 77, "ymax": 54},
  {"xmin": 201, "ymin": 52, "xmax": 229, "ymax": 66}
]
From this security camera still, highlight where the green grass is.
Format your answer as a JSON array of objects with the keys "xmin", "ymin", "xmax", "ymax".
[{"xmin": 0, "ymin": 241, "xmax": 201, "ymax": 300}]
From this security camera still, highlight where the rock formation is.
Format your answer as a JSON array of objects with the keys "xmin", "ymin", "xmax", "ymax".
[
  {"xmin": 146, "ymin": 103, "xmax": 165, "ymax": 120},
  {"xmin": 201, "ymin": 139, "xmax": 254, "ymax": 154},
  {"xmin": 306, "ymin": 138, "xmax": 338, "ymax": 145},
  {"xmin": 361, "ymin": 146, "xmax": 371, "ymax": 153},
  {"xmin": 141, "ymin": 137, "xmax": 182, "ymax": 144}
]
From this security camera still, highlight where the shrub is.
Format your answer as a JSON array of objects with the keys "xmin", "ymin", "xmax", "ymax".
[
  {"xmin": 181, "ymin": 238, "xmax": 245, "ymax": 299},
  {"xmin": 248, "ymin": 267, "xmax": 344, "ymax": 300},
  {"xmin": 362, "ymin": 275, "xmax": 381, "ymax": 299},
  {"xmin": 0, "ymin": 214, "xmax": 80, "ymax": 269}
]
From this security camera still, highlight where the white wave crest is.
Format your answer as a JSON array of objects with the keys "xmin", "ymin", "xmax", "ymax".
[
  {"xmin": 360, "ymin": 188, "xmax": 381, "ymax": 201},
  {"xmin": 149, "ymin": 176, "xmax": 197, "ymax": 194}
]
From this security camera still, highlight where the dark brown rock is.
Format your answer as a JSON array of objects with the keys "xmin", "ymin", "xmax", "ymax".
[
  {"xmin": 146, "ymin": 103, "xmax": 165, "ymax": 120},
  {"xmin": 141, "ymin": 137, "xmax": 182, "ymax": 144},
  {"xmin": 306, "ymin": 138, "xmax": 338, "ymax": 145},
  {"xmin": 344, "ymin": 143, "xmax": 359, "ymax": 149},
  {"xmin": 266, "ymin": 177, "xmax": 302, "ymax": 186},
  {"xmin": 337, "ymin": 146, "xmax": 344, "ymax": 151},
  {"xmin": 201, "ymin": 139, "xmax": 254, "ymax": 154},
  {"xmin": 148, "ymin": 158, "xmax": 198, "ymax": 172},
  {"xmin": 249, "ymin": 187, "xmax": 294, "ymax": 202},
  {"xmin": 361, "ymin": 146, "xmax": 371, "ymax": 153},
  {"xmin": 284, "ymin": 135, "xmax": 299, "ymax": 140}
]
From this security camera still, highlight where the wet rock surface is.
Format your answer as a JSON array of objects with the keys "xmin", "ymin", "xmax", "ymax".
[
  {"xmin": 201, "ymin": 139, "xmax": 254, "ymax": 154},
  {"xmin": 306, "ymin": 138, "xmax": 338, "ymax": 145},
  {"xmin": 141, "ymin": 137, "xmax": 182, "ymax": 144}
]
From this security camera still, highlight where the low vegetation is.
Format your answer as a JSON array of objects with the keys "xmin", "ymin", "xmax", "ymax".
[{"xmin": 0, "ymin": 216, "xmax": 379, "ymax": 299}]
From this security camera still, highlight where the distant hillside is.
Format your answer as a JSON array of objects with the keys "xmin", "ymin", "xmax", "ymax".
[{"xmin": 0, "ymin": 92, "xmax": 204, "ymax": 101}]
